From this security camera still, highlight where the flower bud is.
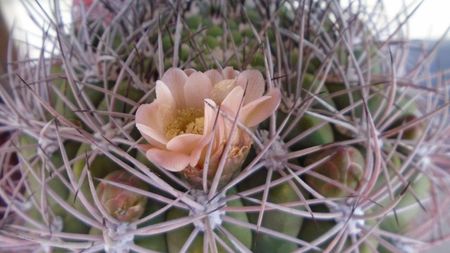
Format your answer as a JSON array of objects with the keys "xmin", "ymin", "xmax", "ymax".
[
  {"xmin": 304, "ymin": 146, "xmax": 364, "ymax": 198},
  {"xmin": 388, "ymin": 114, "xmax": 424, "ymax": 141},
  {"xmin": 97, "ymin": 170, "xmax": 148, "ymax": 222}
]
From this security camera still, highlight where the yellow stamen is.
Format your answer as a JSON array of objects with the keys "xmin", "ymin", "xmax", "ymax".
[{"xmin": 165, "ymin": 108, "xmax": 204, "ymax": 139}]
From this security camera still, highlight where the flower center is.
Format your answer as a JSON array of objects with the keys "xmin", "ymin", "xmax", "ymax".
[{"xmin": 165, "ymin": 108, "xmax": 204, "ymax": 139}]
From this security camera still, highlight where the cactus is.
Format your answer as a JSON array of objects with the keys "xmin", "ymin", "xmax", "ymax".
[
  {"xmin": 0, "ymin": 1, "xmax": 449, "ymax": 253},
  {"xmin": 303, "ymin": 146, "xmax": 365, "ymax": 198}
]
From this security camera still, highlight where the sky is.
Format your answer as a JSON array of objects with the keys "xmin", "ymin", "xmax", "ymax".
[{"xmin": 368, "ymin": 0, "xmax": 450, "ymax": 40}]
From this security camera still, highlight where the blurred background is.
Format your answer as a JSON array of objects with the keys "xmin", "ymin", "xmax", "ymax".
[{"xmin": 0, "ymin": 0, "xmax": 449, "ymax": 58}]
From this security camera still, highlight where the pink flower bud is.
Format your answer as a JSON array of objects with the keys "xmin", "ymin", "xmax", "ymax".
[{"xmin": 96, "ymin": 170, "xmax": 148, "ymax": 222}]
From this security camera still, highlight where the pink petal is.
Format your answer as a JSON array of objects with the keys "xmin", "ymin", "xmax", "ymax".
[
  {"xmin": 184, "ymin": 68, "xmax": 197, "ymax": 76},
  {"xmin": 203, "ymin": 99, "xmax": 225, "ymax": 152},
  {"xmin": 155, "ymin": 81, "xmax": 175, "ymax": 108},
  {"xmin": 203, "ymin": 99, "xmax": 229, "ymax": 152},
  {"xmin": 218, "ymin": 86, "xmax": 246, "ymax": 144},
  {"xmin": 184, "ymin": 72, "xmax": 213, "ymax": 109},
  {"xmin": 221, "ymin": 86, "xmax": 245, "ymax": 117},
  {"xmin": 167, "ymin": 134, "xmax": 208, "ymax": 167},
  {"xmin": 135, "ymin": 103, "xmax": 173, "ymax": 147},
  {"xmin": 240, "ymin": 88, "xmax": 281, "ymax": 127},
  {"xmin": 137, "ymin": 144, "xmax": 152, "ymax": 152},
  {"xmin": 203, "ymin": 99, "xmax": 219, "ymax": 135},
  {"xmin": 189, "ymin": 147, "xmax": 204, "ymax": 167},
  {"xmin": 166, "ymin": 134, "xmax": 203, "ymax": 154},
  {"xmin": 136, "ymin": 123, "xmax": 168, "ymax": 147},
  {"xmin": 209, "ymin": 79, "xmax": 237, "ymax": 104},
  {"xmin": 205, "ymin": 69, "xmax": 223, "ymax": 85},
  {"xmin": 236, "ymin": 69, "xmax": 265, "ymax": 105},
  {"xmin": 161, "ymin": 68, "xmax": 188, "ymax": 107},
  {"xmin": 146, "ymin": 149, "xmax": 191, "ymax": 172},
  {"xmin": 135, "ymin": 103, "xmax": 159, "ymax": 127},
  {"xmin": 209, "ymin": 112, "xmax": 227, "ymax": 150},
  {"xmin": 222, "ymin": 66, "xmax": 239, "ymax": 79}
]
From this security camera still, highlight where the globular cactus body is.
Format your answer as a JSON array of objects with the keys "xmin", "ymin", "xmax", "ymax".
[{"xmin": 0, "ymin": 1, "xmax": 449, "ymax": 253}]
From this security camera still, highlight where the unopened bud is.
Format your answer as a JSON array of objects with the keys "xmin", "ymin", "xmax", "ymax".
[
  {"xmin": 97, "ymin": 170, "xmax": 148, "ymax": 222},
  {"xmin": 304, "ymin": 146, "xmax": 364, "ymax": 198},
  {"xmin": 388, "ymin": 114, "xmax": 424, "ymax": 141}
]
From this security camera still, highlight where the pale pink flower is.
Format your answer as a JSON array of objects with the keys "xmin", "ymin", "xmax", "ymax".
[{"xmin": 135, "ymin": 67, "xmax": 280, "ymax": 186}]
